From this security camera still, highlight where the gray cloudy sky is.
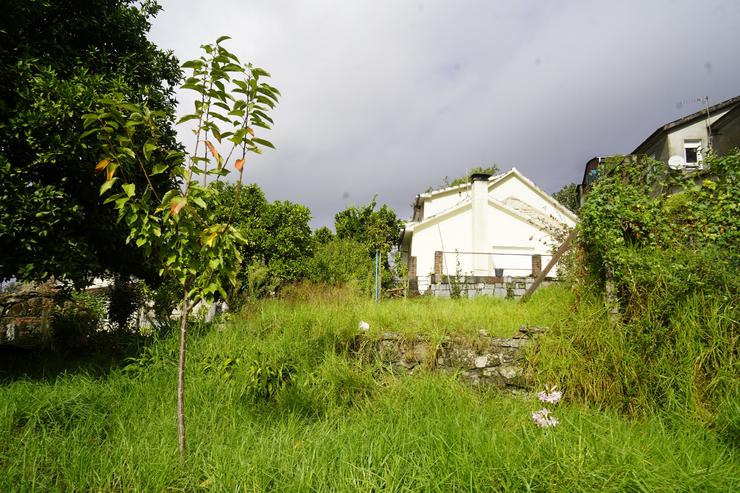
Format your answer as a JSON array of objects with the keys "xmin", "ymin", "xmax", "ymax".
[{"xmin": 148, "ymin": 0, "xmax": 740, "ymax": 228}]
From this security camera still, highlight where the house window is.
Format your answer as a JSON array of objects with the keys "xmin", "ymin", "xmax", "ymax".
[{"xmin": 684, "ymin": 140, "xmax": 702, "ymax": 166}]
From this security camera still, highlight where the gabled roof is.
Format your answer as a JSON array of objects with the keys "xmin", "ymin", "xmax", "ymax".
[
  {"xmin": 404, "ymin": 167, "xmax": 577, "ymax": 237},
  {"xmin": 633, "ymin": 95, "xmax": 740, "ymax": 154}
]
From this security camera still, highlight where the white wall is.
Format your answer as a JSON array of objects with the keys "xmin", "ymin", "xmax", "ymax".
[
  {"xmin": 422, "ymin": 187, "xmax": 471, "ymax": 218},
  {"xmin": 411, "ymin": 208, "xmax": 472, "ymax": 278},
  {"xmin": 489, "ymin": 173, "xmax": 575, "ymax": 227},
  {"xmin": 408, "ymin": 170, "xmax": 574, "ymax": 291}
]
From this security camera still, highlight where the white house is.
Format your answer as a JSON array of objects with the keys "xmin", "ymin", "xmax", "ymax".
[{"xmin": 400, "ymin": 168, "xmax": 577, "ymax": 293}]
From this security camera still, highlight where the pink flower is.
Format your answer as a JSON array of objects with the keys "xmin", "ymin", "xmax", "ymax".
[
  {"xmin": 531, "ymin": 408, "xmax": 559, "ymax": 428},
  {"xmin": 537, "ymin": 390, "xmax": 562, "ymax": 404}
]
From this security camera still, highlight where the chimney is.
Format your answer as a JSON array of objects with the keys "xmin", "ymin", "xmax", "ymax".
[{"xmin": 471, "ymin": 173, "xmax": 491, "ymax": 276}]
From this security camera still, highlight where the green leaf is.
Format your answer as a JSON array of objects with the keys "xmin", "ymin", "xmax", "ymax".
[
  {"xmin": 252, "ymin": 137, "xmax": 275, "ymax": 149},
  {"xmin": 150, "ymin": 163, "xmax": 168, "ymax": 176},
  {"xmin": 216, "ymin": 35, "xmax": 232, "ymax": 45},
  {"xmin": 100, "ymin": 178, "xmax": 118, "ymax": 195},
  {"xmin": 177, "ymin": 114, "xmax": 201, "ymax": 125},
  {"xmin": 122, "ymin": 183, "xmax": 135, "ymax": 197}
]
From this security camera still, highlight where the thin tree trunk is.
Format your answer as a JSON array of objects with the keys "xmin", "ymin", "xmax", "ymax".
[{"xmin": 177, "ymin": 292, "xmax": 191, "ymax": 465}]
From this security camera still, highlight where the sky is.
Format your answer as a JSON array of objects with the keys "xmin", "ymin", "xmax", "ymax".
[{"xmin": 148, "ymin": 0, "xmax": 740, "ymax": 228}]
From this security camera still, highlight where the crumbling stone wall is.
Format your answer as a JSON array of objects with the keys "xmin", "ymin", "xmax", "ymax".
[
  {"xmin": 356, "ymin": 326, "xmax": 545, "ymax": 389},
  {"xmin": 0, "ymin": 284, "xmax": 58, "ymax": 346}
]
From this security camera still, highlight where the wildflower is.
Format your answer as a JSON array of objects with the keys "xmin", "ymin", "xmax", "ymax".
[
  {"xmin": 538, "ymin": 384, "xmax": 562, "ymax": 404},
  {"xmin": 531, "ymin": 408, "xmax": 560, "ymax": 428},
  {"xmin": 358, "ymin": 320, "xmax": 370, "ymax": 331}
]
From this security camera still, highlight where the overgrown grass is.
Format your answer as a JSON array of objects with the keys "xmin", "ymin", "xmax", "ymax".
[
  {"xmin": 272, "ymin": 282, "xmax": 573, "ymax": 340},
  {"xmin": 1, "ymin": 284, "xmax": 737, "ymax": 491},
  {"xmin": 531, "ymin": 288, "xmax": 739, "ymax": 432}
]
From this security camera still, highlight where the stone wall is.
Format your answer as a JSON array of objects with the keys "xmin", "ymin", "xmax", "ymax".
[
  {"xmin": 0, "ymin": 284, "xmax": 57, "ymax": 346},
  {"xmin": 355, "ymin": 326, "xmax": 545, "ymax": 389}
]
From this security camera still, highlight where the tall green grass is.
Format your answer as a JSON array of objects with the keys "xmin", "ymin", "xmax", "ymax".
[
  {"xmin": 530, "ymin": 288, "xmax": 739, "ymax": 435},
  {"xmin": 1, "ymin": 284, "xmax": 737, "ymax": 491}
]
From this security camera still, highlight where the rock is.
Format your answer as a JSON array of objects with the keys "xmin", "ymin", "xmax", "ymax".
[{"xmin": 474, "ymin": 355, "xmax": 488, "ymax": 368}]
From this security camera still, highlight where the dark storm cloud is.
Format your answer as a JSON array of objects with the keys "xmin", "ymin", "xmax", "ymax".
[{"xmin": 149, "ymin": 0, "xmax": 740, "ymax": 227}]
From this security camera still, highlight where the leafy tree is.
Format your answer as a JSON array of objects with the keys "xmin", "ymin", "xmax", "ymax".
[
  {"xmin": 85, "ymin": 37, "xmax": 280, "ymax": 462},
  {"xmin": 335, "ymin": 198, "xmax": 402, "ymax": 257},
  {"xmin": 261, "ymin": 201, "xmax": 313, "ymax": 282},
  {"xmin": 313, "ymin": 226, "xmax": 335, "ymax": 245},
  {"xmin": 0, "ymin": 0, "xmax": 181, "ymax": 287},
  {"xmin": 209, "ymin": 182, "xmax": 313, "ymax": 289},
  {"xmin": 553, "ymin": 182, "xmax": 580, "ymax": 214},
  {"xmin": 306, "ymin": 238, "xmax": 374, "ymax": 286}
]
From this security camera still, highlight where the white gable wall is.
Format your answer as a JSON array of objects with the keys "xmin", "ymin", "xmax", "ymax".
[
  {"xmin": 422, "ymin": 187, "xmax": 471, "ymax": 218},
  {"xmin": 489, "ymin": 173, "xmax": 575, "ymax": 227}
]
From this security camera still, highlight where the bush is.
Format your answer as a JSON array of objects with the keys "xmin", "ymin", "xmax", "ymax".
[
  {"xmin": 532, "ymin": 152, "xmax": 740, "ymax": 431},
  {"xmin": 51, "ymin": 291, "xmax": 106, "ymax": 352},
  {"xmin": 305, "ymin": 238, "xmax": 375, "ymax": 289}
]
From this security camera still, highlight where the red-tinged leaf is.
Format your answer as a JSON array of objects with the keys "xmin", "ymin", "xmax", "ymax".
[
  {"xmin": 205, "ymin": 140, "xmax": 219, "ymax": 158},
  {"xmin": 235, "ymin": 158, "xmax": 244, "ymax": 171},
  {"xmin": 246, "ymin": 127, "xmax": 255, "ymax": 137},
  {"xmin": 170, "ymin": 196, "xmax": 187, "ymax": 215},
  {"xmin": 106, "ymin": 164, "xmax": 116, "ymax": 181},
  {"xmin": 95, "ymin": 158, "xmax": 110, "ymax": 174}
]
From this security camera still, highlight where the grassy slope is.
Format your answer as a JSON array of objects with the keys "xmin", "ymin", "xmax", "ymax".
[{"xmin": 1, "ymin": 285, "xmax": 738, "ymax": 492}]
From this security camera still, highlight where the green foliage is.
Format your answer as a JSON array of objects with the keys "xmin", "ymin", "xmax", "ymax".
[
  {"xmin": 534, "ymin": 152, "xmax": 740, "ymax": 423},
  {"xmin": 208, "ymin": 181, "xmax": 314, "ymax": 290},
  {"xmin": 243, "ymin": 358, "xmax": 297, "ymax": 402},
  {"xmin": 0, "ymin": 0, "xmax": 180, "ymax": 288},
  {"xmin": 427, "ymin": 165, "xmax": 501, "ymax": 191},
  {"xmin": 334, "ymin": 197, "xmax": 402, "ymax": 259},
  {"xmin": 552, "ymin": 182, "xmax": 580, "ymax": 214},
  {"xmin": 313, "ymin": 226, "xmax": 335, "ymax": 245},
  {"xmin": 578, "ymin": 153, "xmax": 739, "ymax": 318},
  {"xmin": 85, "ymin": 37, "xmax": 279, "ymax": 305},
  {"xmin": 242, "ymin": 261, "xmax": 278, "ymax": 300},
  {"xmin": 261, "ymin": 200, "xmax": 314, "ymax": 281},
  {"xmin": 51, "ymin": 291, "xmax": 107, "ymax": 352},
  {"xmin": 306, "ymin": 238, "xmax": 375, "ymax": 287},
  {"xmin": 107, "ymin": 277, "xmax": 145, "ymax": 330}
]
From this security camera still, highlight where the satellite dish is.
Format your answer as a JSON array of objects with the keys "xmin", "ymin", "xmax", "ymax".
[{"xmin": 668, "ymin": 155, "xmax": 685, "ymax": 169}]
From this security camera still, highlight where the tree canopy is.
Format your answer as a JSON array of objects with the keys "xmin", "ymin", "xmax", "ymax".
[
  {"xmin": 552, "ymin": 182, "xmax": 580, "ymax": 214},
  {"xmin": 334, "ymin": 198, "xmax": 402, "ymax": 256},
  {"xmin": 0, "ymin": 0, "xmax": 181, "ymax": 287}
]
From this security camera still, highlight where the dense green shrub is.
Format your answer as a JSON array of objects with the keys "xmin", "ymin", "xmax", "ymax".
[
  {"xmin": 51, "ymin": 291, "xmax": 107, "ymax": 352},
  {"xmin": 534, "ymin": 152, "xmax": 739, "ymax": 429},
  {"xmin": 305, "ymin": 238, "xmax": 375, "ymax": 289}
]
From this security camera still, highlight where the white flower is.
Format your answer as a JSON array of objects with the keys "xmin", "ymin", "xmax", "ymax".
[{"xmin": 358, "ymin": 320, "xmax": 370, "ymax": 331}]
